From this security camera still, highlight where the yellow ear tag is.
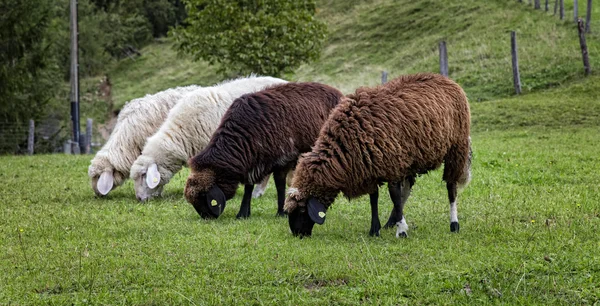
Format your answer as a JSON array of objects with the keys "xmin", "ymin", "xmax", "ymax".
[
  {"xmin": 318, "ymin": 211, "xmax": 326, "ymax": 218},
  {"xmin": 152, "ymin": 177, "xmax": 159, "ymax": 183},
  {"xmin": 211, "ymin": 199, "xmax": 218, "ymax": 207}
]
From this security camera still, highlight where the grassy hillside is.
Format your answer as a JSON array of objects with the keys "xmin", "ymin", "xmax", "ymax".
[
  {"xmin": 2, "ymin": 74, "xmax": 599, "ymax": 304},
  {"xmin": 83, "ymin": 0, "xmax": 600, "ymax": 113}
]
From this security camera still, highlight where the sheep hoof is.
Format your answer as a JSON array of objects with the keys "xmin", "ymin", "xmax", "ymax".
[
  {"xmin": 236, "ymin": 212, "xmax": 250, "ymax": 219},
  {"xmin": 369, "ymin": 229, "xmax": 380, "ymax": 237},
  {"xmin": 275, "ymin": 211, "xmax": 287, "ymax": 218},
  {"xmin": 396, "ymin": 232, "xmax": 408, "ymax": 238},
  {"xmin": 450, "ymin": 222, "xmax": 460, "ymax": 233}
]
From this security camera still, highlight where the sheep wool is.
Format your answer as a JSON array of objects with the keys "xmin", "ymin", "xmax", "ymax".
[
  {"xmin": 285, "ymin": 73, "xmax": 472, "ymax": 238},
  {"xmin": 184, "ymin": 82, "xmax": 344, "ymax": 219},
  {"xmin": 130, "ymin": 76, "xmax": 287, "ymax": 202},
  {"xmin": 88, "ymin": 85, "xmax": 200, "ymax": 197}
]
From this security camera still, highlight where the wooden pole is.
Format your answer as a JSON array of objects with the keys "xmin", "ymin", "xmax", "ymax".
[
  {"xmin": 439, "ymin": 41, "xmax": 449, "ymax": 77},
  {"xmin": 511, "ymin": 31, "xmax": 522, "ymax": 95},
  {"xmin": 578, "ymin": 18, "xmax": 591, "ymax": 76},
  {"xmin": 560, "ymin": 0, "xmax": 565, "ymax": 19},
  {"xmin": 545, "ymin": 0, "xmax": 550, "ymax": 11},
  {"xmin": 85, "ymin": 118, "xmax": 92, "ymax": 154},
  {"xmin": 381, "ymin": 71, "xmax": 388, "ymax": 84},
  {"xmin": 27, "ymin": 120, "xmax": 34, "ymax": 155},
  {"xmin": 585, "ymin": 0, "xmax": 592, "ymax": 32},
  {"xmin": 69, "ymin": 0, "xmax": 81, "ymax": 155},
  {"xmin": 574, "ymin": 0, "xmax": 579, "ymax": 22},
  {"xmin": 535, "ymin": 0, "xmax": 541, "ymax": 9}
]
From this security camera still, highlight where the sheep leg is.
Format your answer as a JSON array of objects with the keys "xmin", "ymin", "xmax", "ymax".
[
  {"xmin": 236, "ymin": 184, "xmax": 255, "ymax": 219},
  {"xmin": 384, "ymin": 177, "xmax": 414, "ymax": 233},
  {"xmin": 273, "ymin": 170, "xmax": 287, "ymax": 217},
  {"xmin": 369, "ymin": 191, "xmax": 381, "ymax": 237},
  {"xmin": 447, "ymin": 182, "xmax": 459, "ymax": 232},
  {"xmin": 384, "ymin": 182, "xmax": 401, "ymax": 228}
]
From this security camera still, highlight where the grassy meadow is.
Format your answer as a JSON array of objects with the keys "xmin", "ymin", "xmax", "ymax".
[
  {"xmin": 2, "ymin": 75, "xmax": 600, "ymax": 304},
  {"xmin": 3, "ymin": 0, "xmax": 600, "ymax": 304}
]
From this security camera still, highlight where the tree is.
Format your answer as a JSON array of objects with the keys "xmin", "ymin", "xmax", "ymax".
[
  {"xmin": 172, "ymin": 0, "xmax": 327, "ymax": 76},
  {"xmin": 0, "ymin": 0, "xmax": 59, "ymax": 123},
  {"xmin": 0, "ymin": 0, "xmax": 61, "ymax": 153}
]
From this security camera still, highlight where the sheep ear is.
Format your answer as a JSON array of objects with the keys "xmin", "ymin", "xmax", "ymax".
[
  {"xmin": 97, "ymin": 171, "xmax": 114, "ymax": 196},
  {"xmin": 206, "ymin": 185, "xmax": 227, "ymax": 217},
  {"xmin": 307, "ymin": 197, "xmax": 326, "ymax": 225},
  {"xmin": 146, "ymin": 163, "xmax": 161, "ymax": 189}
]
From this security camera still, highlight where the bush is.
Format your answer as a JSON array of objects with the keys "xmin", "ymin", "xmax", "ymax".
[{"xmin": 172, "ymin": 0, "xmax": 327, "ymax": 76}]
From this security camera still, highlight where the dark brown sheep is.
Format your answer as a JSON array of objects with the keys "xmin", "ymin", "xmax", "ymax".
[
  {"xmin": 284, "ymin": 73, "xmax": 472, "ymax": 238},
  {"xmin": 184, "ymin": 82, "xmax": 343, "ymax": 219}
]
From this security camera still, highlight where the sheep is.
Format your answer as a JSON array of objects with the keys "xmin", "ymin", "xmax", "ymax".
[
  {"xmin": 184, "ymin": 82, "xmax": 344, "ymax": 219},
  {"xmin": 88, "ymin": 85, "xmax": 200, "ymax": 197},
  {"xmin": 284, "ymin": 73, "xmax": 472, "ymax": 238},
  {"xmin": 130, "ymin": 76, "xmax": 287, "ymax": 202}
]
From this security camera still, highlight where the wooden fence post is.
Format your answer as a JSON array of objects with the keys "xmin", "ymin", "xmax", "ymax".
[
  {"xmin": 27, "ymin": 119, "xmax": 34, "ymax": 155},
  {"xmin": 574, "ymin": 0, "xmax": 579, "ymax": 22},
  {"xmin": 439, "ymin": 41, "xmax": 449, "ymax": 77},
  {"xmin": 545, "ymin": 0, "xmax": 549, "ymax": 11},
  {"xmin": 578, "ymin": 18, "xmax": 591, "ymax": 76},
  {"xmin": 381, "ymin": 71, "xmax": 388, "ymax": 84},
  {"xmin": 535, "ymin": 0, "xmax": 541, "ymax": 9},
  {"xmin": 585, "ymin": 0, "xmax": 592, "ymax": 32},
  {"xmin": 85, "ymin": 118, "xmax": 92, "ymax": 154},
  {"xmin": 511, "ymin": 31, "xmax": 522, "ymax": 95},
  {"xmin": 560, "ymin": 0, "xmax": 565, "ymax": 19}
]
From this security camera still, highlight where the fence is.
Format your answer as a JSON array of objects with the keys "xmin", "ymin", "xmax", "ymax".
[
  {"xmin": 0, "ymin": 118, "xmax": 100, "ymax": 155},
  {"xmin": 380, "ymin": 0, "xmax": 592, "ymax": 95}
]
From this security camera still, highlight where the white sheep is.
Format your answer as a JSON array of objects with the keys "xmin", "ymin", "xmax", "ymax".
[
  {"xmin": 88, "ymin": 85, "xmax": 200, "ymax": 197},
  {"xmin": 130, "ymin": 76, "xmax": 287, "ymax": 202}
]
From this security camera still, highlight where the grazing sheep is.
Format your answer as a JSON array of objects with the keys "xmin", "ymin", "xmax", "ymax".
[
  {"xmin": 88, "ymin": 85, "xmax": 200, "ymax": 197},
  {"xmin": 130, "ymin": 76, "xmax": 287, "ymax": 202},
  {"xmin": 184, "ymin": 82, "xmax": 344, "ymax": 219},
  {"xmin": 284, "ymin": 73, "xmax": 472, "ymax": 238}
]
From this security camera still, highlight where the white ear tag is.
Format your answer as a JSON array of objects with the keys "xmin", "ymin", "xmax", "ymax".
[
  {"xmin": 146, "ymin": 163, "xmax": 161, "ymax": 189},
  {"xmin": 97, "ymin": 171, "xmax": 114, "ymax": 196}
]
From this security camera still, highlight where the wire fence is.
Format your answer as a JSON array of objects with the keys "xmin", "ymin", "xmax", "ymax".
[{"xmin": 0, "ymin": 118, "xmax": 103, "ymax": 155}]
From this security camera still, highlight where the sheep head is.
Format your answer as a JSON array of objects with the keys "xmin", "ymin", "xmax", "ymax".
[
  {"xmin": 185, "ymin": 168, "xmax": 238, "ymax": 219},
  {"xmin": 88, "ymin": 157, "xmax": 125, "ymax": 197},
  {"xmin": 130, "ymin": 156, "xmax": 169, "ymax": 202},
  {"xmin": 284, "ymin": 188, "xmax": 329, "ymax": 237}
]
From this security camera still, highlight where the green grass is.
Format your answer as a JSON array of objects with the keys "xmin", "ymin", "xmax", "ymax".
[
  {"xmin": 81, "ymin": 0, "xmax": 600, "ymax": 112},
  {"xmin": 2, "ymin": 76, "xmax": 599, "ymax": 304},
  {"xmin": 293, "ymin": 0, "xmax": 600, "ymax": 99}
]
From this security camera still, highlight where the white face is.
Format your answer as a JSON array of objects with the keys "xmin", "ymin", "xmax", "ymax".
[
  {"xmin": 134, "ymin": 164, "xmax": 163, "ymax": 202},
  {"xmin": 134, "ymin": 175, "xmax": 164, "ymax": 202}
]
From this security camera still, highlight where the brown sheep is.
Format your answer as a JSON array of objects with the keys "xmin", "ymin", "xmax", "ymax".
[
  {"xmin": 284, "ymin": 73, "xmax": 472, "ymax": 238},
  {"xmin": 184, "ymin": 82, "xmax": 343, "ymax": 219}
]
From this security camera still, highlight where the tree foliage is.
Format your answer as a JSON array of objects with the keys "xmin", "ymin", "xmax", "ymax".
[
  {"xmin": 172, "ymin": 0, "xmax": 327, "ymax": 76},
  {"xmin": 0, "ymin": 0, "xmax": 60, "ymax": 124},
  {"xmin": 0, "ymin": 0, "xmax": 186, "ymax": 153}
]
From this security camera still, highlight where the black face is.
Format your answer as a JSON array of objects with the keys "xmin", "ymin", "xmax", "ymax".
[
  {"xmin": 190, "ymin": 195, "xmax": 222, "ymax": 219},
  {"xmin": 288, "ymin": 206, "xmax": 316, "ymax": 237},
  {"xmin": 185, "ymin": 181, "xmax": 233, "ymax": 219}
]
